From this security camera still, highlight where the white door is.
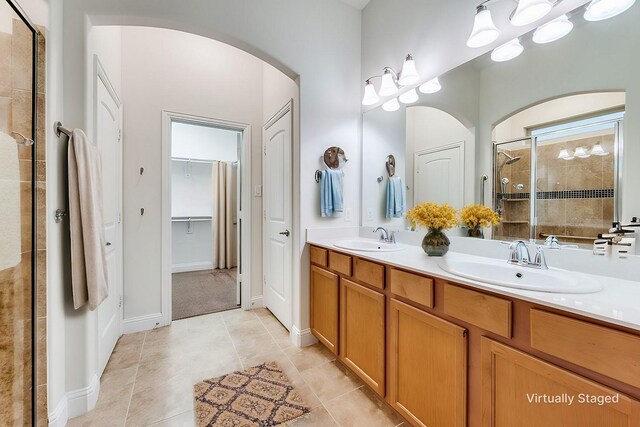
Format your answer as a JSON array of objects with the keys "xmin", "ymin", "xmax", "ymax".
[
  {"xmin": 95, "ymin": 73, "xmax": 122, "ymax": 375},
  {"xmin": 414, "ymin": 143, "xmax": 464, "ymax": 209},
  {"xmin": 263, "ymin": 105, "xmax": 293, "ymax": 329}
]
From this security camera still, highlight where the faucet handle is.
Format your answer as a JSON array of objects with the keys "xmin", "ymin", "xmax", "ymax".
[
  {"xmin": 545, "ymin": 235, "xmax": 560, "ymax": 249},
  {"xmin": 534, "ymin": 246, "xmax": 548, "ymax": 269}
]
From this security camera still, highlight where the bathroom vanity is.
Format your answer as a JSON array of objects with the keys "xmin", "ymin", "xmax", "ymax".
[{"xmin": 307, "ymin": 241, "xmax": 640, "ymax": 427}]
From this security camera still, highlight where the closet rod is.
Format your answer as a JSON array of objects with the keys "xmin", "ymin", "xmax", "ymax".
[
  {"xmin": 172, "ymin": 157, "xmax": 239, "ymax": 165},
  {"xmin": 171, "ymin": 216, "xmax": 212, "ymax": 222}
]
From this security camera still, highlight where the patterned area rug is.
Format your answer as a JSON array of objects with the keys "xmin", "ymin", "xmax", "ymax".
[{"xmin": 194, "ymin": 361, "xmax": 311, "ymax": 426}]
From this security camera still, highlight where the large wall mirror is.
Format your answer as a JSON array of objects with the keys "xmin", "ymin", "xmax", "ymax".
[{"xmin": 361, "ymin": 1, "xmax": 638, "ymax": 247}]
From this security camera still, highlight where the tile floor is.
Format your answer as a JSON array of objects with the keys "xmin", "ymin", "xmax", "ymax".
[{"xmin": 68, "ymin": 308, "xmax": 404, "ymax": 427}]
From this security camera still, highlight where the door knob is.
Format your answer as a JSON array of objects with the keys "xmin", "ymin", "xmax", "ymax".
[{"xmin": 279, "ymin": 230, "xmax": 290, "ymax": 237}]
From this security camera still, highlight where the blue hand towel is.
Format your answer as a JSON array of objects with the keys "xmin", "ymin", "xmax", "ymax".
[
  {"xmin": 386, "ymin": 176, "xmax": 405, "ymax": 218},
  {"xmin": 320, "ymin": 169, "xmax": 344, "ymax": 217}
]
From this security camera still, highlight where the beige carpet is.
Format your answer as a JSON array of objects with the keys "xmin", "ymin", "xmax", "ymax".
[
  {"xmin": 172, "ymin": 269, "xmax": 238, "ymax": 320},
  {"xmin": 194, "ymin": 362, "xmax": 310, "ymax": 426}
]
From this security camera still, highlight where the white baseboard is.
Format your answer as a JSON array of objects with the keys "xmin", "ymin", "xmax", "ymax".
[
  {"xmin": 47, "ymin": 395, "xmax": 68, "ymax": 427},
  {"xmin": 249, "ymin": 295, "xmax": 263, "ymax": 309},
  {"xmin": 123, "ymin": 313, "xmax": 163, "ymax": 334},
  {"xmin": 171, "ymin": 262, "xmax": 213, "ymax": 273},
  {"xmin": 291, "ymin": 325, "xmax": 317, "ymax": 348},
  {"xmin": 66, "ymin": 373, "xmax": 100, "ymax": 419}
]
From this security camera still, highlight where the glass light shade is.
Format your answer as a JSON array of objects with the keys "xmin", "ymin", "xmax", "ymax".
[
  {"xmin": 379, "ymin": 70, "xmax": 398, "ymax": 97},
  {"xmin": 491, "ymin": 38, "xmax": 524, "ymax": 62},
  {"xmin": 584, "ymin": 0, "xmax": 636, "ymax": 21},
  {"xmin": 533, "ymin": 15, "xmax": 573, "ymax": 44},
  {"xmin": 382, "ymin": 98, "xmax": 400, "ymax": 112},
  {"xmin": 510, "ymin": 0, "xmax": 554, "ymax": 26},
  {"xmin": 558, "ymin": 149, "xmax": 574, "ymax": 160},
  {"xmin": 399, "ymin": 88, "xmax": 419, "ymax": 104},
  {"xmin": 398, "ymin": 55, "xmax": 419, "ymax": 86},
  {"xmin": 466, "ymin": 6, "xmax": 500, "ymax": 48},
  {"xmin": 590, "ymin": 144, "xmax": 609, "ymax": 156},
  {"xmin": 362, "ymin": 81, "xmax": 380, "ymax": 106},
  {"xmin": 574, "ymin": 146, "xmax": 590, "ymax": 158},
  {"xmin": 419, "ymin": 77, "xmax": 442, "ymax": 94}
]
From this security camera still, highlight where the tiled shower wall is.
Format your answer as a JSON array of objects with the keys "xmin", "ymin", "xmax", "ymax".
[
  {"xmin": 495, "ymin": 134, "xmax": 615, "ymax": 243},
  {"xmin": 0, "ymin": 16, "xmax": 47, "ymax": 425}
]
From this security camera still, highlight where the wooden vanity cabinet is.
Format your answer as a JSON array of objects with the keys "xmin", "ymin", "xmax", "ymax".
[
  {"xmin": 310, "ymin": 265, "xmax": 339, "ymax": 354},
  {"xmin": 482, "ymin": 338, "xmax": 640, "ymax": 427},
  {"xmin": 340, "ymin": 278, "xmax": 386, "ymax": 396},
  {"xmin": 389, "ymin": 299, "xmax": 467, "ymax": 427}
]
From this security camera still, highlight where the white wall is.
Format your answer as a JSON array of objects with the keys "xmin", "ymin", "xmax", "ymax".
[{"xmin": 171, "ymin": 123, "xmax": 239, "ymax": 161}]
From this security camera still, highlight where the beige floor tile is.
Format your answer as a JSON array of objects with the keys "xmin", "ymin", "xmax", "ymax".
[
  {"xmin": 284, "ymin": 343, "xmax": 336, "ymax": 372},
  {"xmin": 126, "ymin": 376, "xmax": 194, "ymax": 426},
  {"xmin": 114, "ymin": 332, "xmax": 146, "ymax": 353},
  {"xmin": 67, "ymin": 390, "xmax": 130, "ymax": 427},
  {"xmin": 324, "ymin": 386, "xmax": 404, "ymax": 427},
  {"xmin": 221, "ymin": 308, "xmax": 259, "ymax": 325},
  {"xmin": 190, "ymin": 357, "xmax": 243, "ymax": 384},
  {"xmin": 301, "ymin": 361, "xmax": 363, "ymax": 403},
  {"xmin": 98, "ymin": 365, "xmax": 137, "ymax": 403},
  {"xmin": 285, "ymin": 405, "xmax": 339, "ymax": 426},
  {"xmin": 268, "ymin": 325, "xmax": 295, "ymax": 349},
  {"xmin": 148, "ymin": 410, "xmax": 195, "ymax": 427},
  {"xmin": 104, "ymin": 349, "xmax": 141, "ymax": 373},
  {"xmin": 225, "ymin": 318, "xmax": 269, "ymax": 339}
]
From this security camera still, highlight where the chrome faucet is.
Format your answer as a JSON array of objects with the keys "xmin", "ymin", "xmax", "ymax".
[
  {"xmin": 373, "ymin": 227, "xmax": 395, "ymax": 243},
  {"xmin": 508, "ymin": 240, "xmax": 548, "ymax": 269},
  {"xmin": 544, "ymin": 235, "xmax": 561, "ymax": 249}
]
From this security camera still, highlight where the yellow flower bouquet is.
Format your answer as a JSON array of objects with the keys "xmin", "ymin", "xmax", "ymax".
[
  {"xmin": 406, "ymin": 202, "xmax": 458, "ymax": 256},
  {"xmin": 460, "ymin": 204, "xmax": 500, "ymax": 238}
]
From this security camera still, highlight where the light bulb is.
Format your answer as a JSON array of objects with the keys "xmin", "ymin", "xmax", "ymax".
[
  {"xmin": 590, "ymin": 144, "xmax": 609, "ymax": 156},
  {"xmin": 491, "ymin": 38, "xmax": 524, "ymax": 62},
  {"xmin": 379, "ymin": 69, "xmax": 398, "ymax": 97},
  {"xmin": 558, "ymin": 149, "xmax": 574, "ymax": 160},
  {"xmin": 382, "ymin": 98, "xmax": 400, "ymax": 112},
  {"xmin": 467, "ymin": 6, "xmax": 500, "ymax": 48},
  {"xmin": 362, "ymin": 81, "xmax": 380, "ymax": 106},
  {"xmin": 398, "ymin": 54, "xmax": 419, "ymax": 86},
  {"xmin": 533, "ymin": 14, "xmax": 573, "ymax": 44},
  {"xmin": 584, "ymin": 0, "xmax": 636, "ymax": 21},
  {"xmin": 399, "ymin": 88, "xmax": 419, "ymax": 104},
  {"xmin": 510, "ymin": 0, "xmax": 554, "ymax": 26},
  {"xmin": 574, "ymin": 146, "xmax": 590, "ymax": 158},
  {"xmin": 419, "ymin": 77, "xmax": 442, "ymax": 94}
]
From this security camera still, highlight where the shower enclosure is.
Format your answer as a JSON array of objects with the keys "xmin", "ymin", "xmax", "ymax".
[
  {"xmin": 493, "ymin": 112, "xmax": 623, "ymax": 244},
  {"xmin": 0, "ymin": 0, "xmax": 40, "ymax": 423}
]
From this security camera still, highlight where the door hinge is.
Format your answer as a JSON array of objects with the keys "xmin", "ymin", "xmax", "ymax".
[
  {"xmin": 263, "ymin": 210, "xmax": 266, "ymax": 220},
  {"xmin": 118, "ymin": 128, "xmax": 122, "ymax": 142},
  {"xmin": 263, "ymin": 146, "xmax": 267, "ymax": 156},
  {"xmin": 263, "ymin": 275, "xmax": 267, "ymax": 285},
  {"xmin": 118, "ymin": 212, "xmax": 122, "ymax": 224},
  {"xmin": 119, "ymin": 296, "xmax": 122, "ymax": 308}
]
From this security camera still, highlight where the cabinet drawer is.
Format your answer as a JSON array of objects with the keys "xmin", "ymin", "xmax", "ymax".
[
  {"xmin": 389, "ymin": 268, "xmax": 433, "ymax": 308},
  {"xmin": 354, "ymin": 258, "xmax": 385, "ymax": 290},
  {"xmin": 310, "ymin": 246, "xmax": 328, "ymax": 267},
  {"xmin": 329, "ymin": 251, "xmax": 352, "ymax": 276},
  {"xmin": 443, "ymin": 284, "xmax": 512, "ymax": 338},
  {"xmin": 530, "ymin": 309, "xmax": 640, "ymax": 388}
]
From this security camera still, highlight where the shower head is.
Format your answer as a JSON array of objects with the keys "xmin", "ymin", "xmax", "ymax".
[{"xmin": 498, "ymin": 151, "xmax": 522, "ymax": 165}]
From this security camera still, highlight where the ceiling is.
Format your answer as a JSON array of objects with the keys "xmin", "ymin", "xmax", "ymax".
[{"xmin": 339, "ymin": 0, "xmax": 371, "ymax": 10}]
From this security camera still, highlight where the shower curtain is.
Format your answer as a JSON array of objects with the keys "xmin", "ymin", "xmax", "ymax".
[{"xmin": 212, "ymin": 161, "xmax": 238, "ymax": 269}]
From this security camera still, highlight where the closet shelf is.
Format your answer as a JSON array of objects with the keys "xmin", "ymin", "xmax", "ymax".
[{"xmin": 171, "ymin": 216, "xmax": 212, "ymax": 222}]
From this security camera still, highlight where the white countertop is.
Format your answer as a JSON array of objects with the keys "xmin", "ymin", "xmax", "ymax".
[{"xmin": 307, "ymin": 236, "xmax": 640, "ymax": 332}]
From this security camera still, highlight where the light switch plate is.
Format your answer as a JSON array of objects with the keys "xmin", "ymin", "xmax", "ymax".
[
  {"xmin": 345, "ymin": 208, "xmax": 352, "ymax": 222},
  {"xmin": 367, "ymin": 208, "xmax": 373, "ymax": 221},
  {"xmin": 254, "ymin": 185, "xmax": 262, "ymax": 197}
]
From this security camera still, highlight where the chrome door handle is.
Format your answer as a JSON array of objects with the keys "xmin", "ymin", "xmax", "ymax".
[{"xmin": 279, "ymin": 230, "xmax": 290, "ymax": 237}]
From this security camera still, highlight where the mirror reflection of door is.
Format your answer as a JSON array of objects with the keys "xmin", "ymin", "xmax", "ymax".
[{"xmin": 414, "ymin": 143, "xmax": 464, "ymax": 210}]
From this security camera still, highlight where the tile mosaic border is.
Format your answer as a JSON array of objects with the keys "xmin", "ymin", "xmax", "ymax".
[{"xmin": 500, "ymin": 189, "xmax": 614, "ymax": 200}]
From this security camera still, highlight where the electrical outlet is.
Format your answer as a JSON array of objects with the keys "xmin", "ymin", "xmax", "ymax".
[
  {"xmin": 345, "ymin": 208, "xmax": 352, "ymax": 222},
  {"xmin": 367, "ymin": 208, "xmax": 373, "ymax": 221}
]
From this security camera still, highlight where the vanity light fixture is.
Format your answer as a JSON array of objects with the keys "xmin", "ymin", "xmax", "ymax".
[
  {"xmin": 362, "ymin": 54, "xmax": 419, "ymax": 105},
  {"xmin": 362, "ymin": 80, "xmax": 380, "ymax": 106},
  {"xmin": 419, "ymin": 77, "xmax": 442, "ymax": 94},
  {"xmin": 398, "ymin": 55, "xmax": 419, "ymax": 86},
  {"xmin": 532, "ymin": 14, "xmax": 573, "ymax": 44},
  {"xmin": 491, "ymin": 38, "xmax": 525, "ymax": 62},
  {"xmin": 382, "ymin": 98, "xmax": 400, "ymax": 112},
  {"xmin": 398, "ymin": 88, "xmax": 419, "ymax": 104},
  {"xmin": 574, "ymin": 146, "xmax": 590, "ymax": 158},
  {"xmin": 584, "ymin": 0, "xmax": 636, "ymax": 21},
  {"xmin": 467, "ymin": 5, "xmax": 501, "ymax": 48},
  {"xmin": 557, "ymin": 149, "xmax": 574, "ymax": 160},
  {"xmin": 510, "ymin": 0, "xmax": 555, "ymax": 26}
]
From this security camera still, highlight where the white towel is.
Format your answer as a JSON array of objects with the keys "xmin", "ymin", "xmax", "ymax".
[
  {"xmin": 68, "ymin": 129, "xmax": 109, "ymax": 310},
  {"xmin": 0, "ymin": 131, "xmax": 21, "ymax": 271}
]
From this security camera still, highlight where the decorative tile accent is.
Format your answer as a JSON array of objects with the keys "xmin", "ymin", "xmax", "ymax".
[{"xmin": 499, "ymin": 189, "xmax": 614, "ymax": 200}]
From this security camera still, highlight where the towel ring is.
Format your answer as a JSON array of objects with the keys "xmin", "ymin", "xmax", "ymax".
[{"xmin": 386, "ymin": 155, "xmax": 396, "ymax": 177}]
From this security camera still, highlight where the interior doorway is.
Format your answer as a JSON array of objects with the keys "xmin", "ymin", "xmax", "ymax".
[{"xmin": 163, "ymin": 114, "xmax": 250, "ymax": 321}]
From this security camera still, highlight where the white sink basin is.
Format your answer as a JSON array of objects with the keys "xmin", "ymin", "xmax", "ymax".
[
  {"xmin": 334, "ymin": 239, "xmax": 405, "ymax": 252},
  {"xmin": 440, "ymin": 258, "xmax": 603, "ymax": 294}
]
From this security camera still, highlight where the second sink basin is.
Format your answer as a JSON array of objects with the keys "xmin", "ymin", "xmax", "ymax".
[
  {"xmin": 334, "ymin": 239, "xmax": 405, "ymax": 252},
  {"xmin": 439, "ymin": 257, "xmax": 603, "ymax": 294}
]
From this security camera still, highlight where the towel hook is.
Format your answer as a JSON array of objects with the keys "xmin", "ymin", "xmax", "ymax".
[
  {"xmin": 54, "ymin": 209, "xmax": 67, "ymax": 223},
  {"xmin": 386, "ymin": 155, "xmax": 396, "ymax": 178},
  {"xmin": 315, "ymin": 170, "xmax": 322, "ymax": 183},
  {"xmin": 377, "ymin": 176, "xmax": 384, "ymax": 183}
]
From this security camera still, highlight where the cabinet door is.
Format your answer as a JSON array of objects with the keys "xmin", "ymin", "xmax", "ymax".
[
  {"xmin": 340, "ymin": 278, "xmax": 386, "ymax": 396},
  {"xmin": 310, "ymin": 266, "xmax": 339, "ymax": 354},
  {"xmin": 389, "ymin": 299, "xmax": 467, "ymax": 427},
  {"xmin": 481, "ymin": 338, "xmax": 640, "ymax": 427}
]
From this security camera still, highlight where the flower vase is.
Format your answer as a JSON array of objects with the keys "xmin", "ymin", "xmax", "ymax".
[
  {"xmin": 467, "ymin": 227, "xmax": 484, "ymax": 239},
  {"xmin": 421, "ymin": 228, "xmax": 450, "ymax": 256}
]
